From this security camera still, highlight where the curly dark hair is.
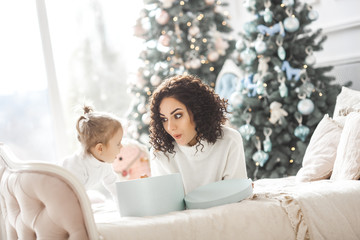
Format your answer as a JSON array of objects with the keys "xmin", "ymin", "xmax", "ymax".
[{"xmin": 149, "ymin": 74, "xmax": 229, "ymax": 154}]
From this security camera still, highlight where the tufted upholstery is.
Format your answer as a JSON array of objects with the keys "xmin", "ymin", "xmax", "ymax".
[{"xmin": 0, "ymin": 143, "xmax": 101, "ymax": 240}]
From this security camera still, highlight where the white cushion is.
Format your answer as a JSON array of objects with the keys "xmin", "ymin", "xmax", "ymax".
[
  {"xmin": 331, "ymin": 112, "xmax": 360, "ymax": 180},
  {"xmin": 333, "ymin": 86, "xmax": 360, "ymax": 118},
  {"xmin": 296, "ymin": 114, "xmax": 344, "ymax": 182}
]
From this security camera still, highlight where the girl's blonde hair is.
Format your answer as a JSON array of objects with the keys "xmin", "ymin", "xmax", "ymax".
[{"xmin": 76, "ymin": 105, "xmax": 122, "ymax": 154}]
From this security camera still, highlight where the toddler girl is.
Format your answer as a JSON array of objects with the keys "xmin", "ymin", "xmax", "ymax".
[{"xmin": 61, "ymin": 105, "xmax": 123, "ymax": 202}]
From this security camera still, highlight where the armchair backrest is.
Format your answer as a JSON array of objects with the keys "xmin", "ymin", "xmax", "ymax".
[{"xmin": 0, "ymin": 143, "xmax": 100, "ymax": 240}]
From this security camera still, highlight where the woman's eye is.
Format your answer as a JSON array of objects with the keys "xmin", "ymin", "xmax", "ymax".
[
  {"xmin": 161, "ymin": 118, "xmax": 168, "ymax": 122},
  {"xmin": 175, "ymin": 113, "xmax": 182, "ymax": 119}
]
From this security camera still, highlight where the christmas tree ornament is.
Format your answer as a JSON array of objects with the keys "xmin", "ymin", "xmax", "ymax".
[
  {"xmin": 307, "ymin": 5, "xmax": 319, "ymax": 21},
  {"xmin": 229, "ymin": 91, "xmax": 244, "ymax": 109},
  {"xmin": 240, "ymin": 48, "xmax": 256, "ymax": 65},
  {"xmin": 294, "ymin": 112, "xmax": 310, "ymax": 142},
  {"xmin": 298, "ymin": 75, "xmax": 315, "ymax": 97},
  {"xmin": 282, "ymin": 0, "xmax": 294, "ymax": 6},
  {"xmin": 137, "ymin": 103, "xmax": 147, "ymax": 114},
  {"xmin": 305, "ymin": 46, "xmax": 316, "ymax": 66},
  {"xmin": 255, "ymin": 34, "xmax": 267, "ymax": 54},
  {"xmin": 257, "ymin": 22, "xmax": 285, "ymax": 37},
  {"xmin": 252, "ymin": 137, "xmax": 269, "ymax": 167},
  {"xmin": 239, "ymin": 112, "xmax": 256, "ymax": 141},
  {"xmin": 244, "ymin": 21, "xmax": 257, "ymax": 35},
  {"xmin": 278, "ymin": 76, "xmax": 288, "ymax": 98},
  {"xmin": 297, "ymin": 93, "xmax": 315, "ymax": 115},
  {"xmin": 269, "ymin": 101, "xmax": 288, "ymax": 125},
  {"xmin": 258, "ymin": 56, "xmax": 270, "ymax": 76},
  {"xmin": 256, "ymin": 77, "xmax": 266, "ymax": 95},
  {"xmin": 159, "ymin": 0, "xmax": 176, "ymax": 8},
  {"xmin": 243, "ymin": 0, "xmax": 256, "ymax": 11},
  {"xmin": 263, "ymin": 0, "xmax": 273, "ymax": 23},
  {"xmin": 263, "ymin": 127, "xmax": 272, "ymax": 152},
  {"xmin": 155, "ymin": 9, "xmax": 170, "ymax": 25},
  {"xmin": 276, "ymin": 38, "xmax": 286, "ymax": 60},
  {"xmin": 284, "ymin": 8, "xmax": 299, "ymax": 33},
  {"xmin": 243, "ymin": 74, "xmax": 258, "ymax": 97},
  {"xmin": 281, "ymin": 60, "xmax": 303, "ymax": 81},
  {"xmin": 208, "ymin": 51, "xmax": 220, "ymax": 62},
  {"xmin": 150, "ymin": 75, "xmax": 162, "ymax": 86}
]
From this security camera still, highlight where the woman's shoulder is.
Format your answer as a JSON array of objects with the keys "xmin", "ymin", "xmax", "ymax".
[{"xmin": 221, "ymin": 125, "xmax": 243, "ymax": 143}]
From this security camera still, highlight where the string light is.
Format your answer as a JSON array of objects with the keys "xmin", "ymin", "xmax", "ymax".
[
  {"xmin": 187, "ymin": 22, "xmax": 191, "ymax": 27},
  {"xmin": 304, "ymin": 65, "xmax": 308, "ymax": 69},
  {"xmin": 291, "ymin": 147, "xmax": 295, "ymax": 151},
  {"xmin": 255, "ymin": 162, "xmax": 260, "ymax": 166},
  {"xmin": 191, "ymin": 38, "xmax": 196, "ymax": 43},
  {"xmin": 209, "ymin": 67, "xmax": 214, "ymax": 71},
  {"xmin": 202, "ymin": 38, "xmax": 207, "ymax": 43},
  {"xmin": 319, "ymin": 92, "xmax": 323, "ymax": 96},
  {"xmin": 222, "ymin": 21, "xmax": 227, "ymax": 26},
  {"xmin": 197, "ymin": 14, "xmax": 204, "ymax": 21},
  {"xmin": 173, "ymin": 16, "xmax": 178, "ymax": 22},
  {"xmin": 210, "ymin": 82, "xmax": 215, "ymax": 87},
  {"xmin": 195, "ymin": 46, "xmax": 200, "ymax": 51},
  {"xmin": 147, "ymin": 91, "xmax": 152, "ymax": 96},
  {"xmin": 289, "ymin": 159, "xmax": 294, "ymax": 163},
  {"xmin": 167, "ymin": 56, "xmax": 171, "ymax": 61},
  {"xmin": 180, "ymin": 1, "xmax": 184, "ymax": 5},
  {"xmin": 190, "ymin": 44, "xmax": 195, "ymax": 49},
  {"xmin": 170, "ymin": 50, "xmax": 174, "ymax": 54}
]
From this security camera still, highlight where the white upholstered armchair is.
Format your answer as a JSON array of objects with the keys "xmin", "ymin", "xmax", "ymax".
[{"xmin": 0, "ymin": 143, "xmax": 101, "ymax": 240}]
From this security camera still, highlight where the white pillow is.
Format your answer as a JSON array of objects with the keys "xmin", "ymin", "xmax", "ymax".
[
  {"xmin": 296, "ymin": 114, "xmax": 344, "ymax": 182},
  {"xmin": 330, "ymin": 112, "xmax": 360, "ymax": 180},
  {"xmin": 333, "ymin": 86, "xmax": 360, "ymax": 119}
]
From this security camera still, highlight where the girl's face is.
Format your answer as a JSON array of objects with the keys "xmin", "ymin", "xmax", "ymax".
[
  {"xmin": 100, "ymin": 128, "xmax": 123, "ymax": 163},
  {"xmin": 159, "ymin": 97, "xmax": 197, "ymax": 146}
]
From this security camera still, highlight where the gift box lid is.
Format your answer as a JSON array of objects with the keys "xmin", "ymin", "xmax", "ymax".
[{"xmin": 184, "ymin": 178, "xmax": 253, "ymax": 209}]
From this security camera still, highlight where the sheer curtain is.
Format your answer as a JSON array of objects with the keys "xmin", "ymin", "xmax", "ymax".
[{"xmin": 0, "ymin": 0, "xmax": 143, "ymax": 162}]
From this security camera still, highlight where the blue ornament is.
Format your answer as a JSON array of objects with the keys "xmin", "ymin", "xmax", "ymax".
[
  {"xmin": 255, "ymin": 40, "xmax": 267, "ymax": 54},
  {"xmin": 297, "ymin": 98, "xmax": 315, "ymax": 115},
  {"xmin": 243, "ymin": 21, "xmax": 257, "ymax": 35},
  {"xmin": 240, "ymin": 48, "xmax": 256, "ymax": 65},
  {"xmin": 281, "ymin": 61, "xmax": 303, "ymax": 81},
  {"xmin": 257, "ymin": 23, "xmax": 285, "ymax": 37},
  {"xmin": 263, "ymin": 8, "xmax": 273, "ymax": 23},
  {"xmin": 239, "ymin": 124, "xmax": 256, "ymax": 141},
  {"xmin": 294, "ymin": 125, "xmax": 310, "ymax": 142},
  {"xmin": 308, "ymin": 10, "xmax": 319, "ymax": 21},
  {"xmin": 282, "ymin": 0, "xmax": 294, "ymax": 6},
  {"xmin": 243, "ymin": 74, "xmax": 258, "ymax": 97},
  {"xmin": 284, "ymin": 16, "xmax": 300, "ymax": 33},
  {"xmin": 256, "ymin": 79, "xmax": 265, "ymax": 95},
  {"xmin": 263, "ymin": 127, "xmax": 272, "ymax": 153},
  {"xmin": 252, "ymin": 150, "xmax": 269, "ymax": 167}
]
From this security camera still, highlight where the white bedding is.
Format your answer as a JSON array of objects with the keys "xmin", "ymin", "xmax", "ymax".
[{"xmin": 94, "ymin": 177, "xmax": 360, "ymax": 240}]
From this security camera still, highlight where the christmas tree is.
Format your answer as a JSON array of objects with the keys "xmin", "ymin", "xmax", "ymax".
[
  {"xmin": 126, "ymin": 0, "xmax": 235, "ymax": 143},
  {"xmin": 229, "ymin": 0, "xmax": 347, "ymax": 179}
]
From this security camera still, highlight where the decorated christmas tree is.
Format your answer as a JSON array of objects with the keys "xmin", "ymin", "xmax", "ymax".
[
  {"xmin": 229, "ymin": 0, "xmax": 346, "ymax": 179},
  {"xmin": 126, "ymin": 0, "xmax": 235, "ymax": 143}
]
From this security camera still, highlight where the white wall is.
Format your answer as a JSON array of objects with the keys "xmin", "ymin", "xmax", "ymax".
[{"xmin": 225, "ymin": 0, "xmax": 360, "ymax": 90}]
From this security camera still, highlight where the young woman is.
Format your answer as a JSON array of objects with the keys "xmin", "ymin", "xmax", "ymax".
[
  {"xmin": 61, "ymin": 105, "xmax": 123, "ymax": 201},
  {"xmin": 149, "ymin": 75, "xmax": 248, "ymax": 194}
]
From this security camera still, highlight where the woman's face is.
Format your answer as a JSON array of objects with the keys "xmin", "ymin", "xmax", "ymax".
[{"xmin": 159, "ymin": 97, "xmax": 197, "ymax": 146}]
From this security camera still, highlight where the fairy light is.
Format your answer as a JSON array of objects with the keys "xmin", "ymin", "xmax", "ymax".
[
  {"xmin": 304, "ymin": 65, "xmax": 308, "ymax": 69},
  {"xmin": 255, "ymin": 162, "xmax": 260, "ymax": 166},
  {"xmin": 167, "ymin": 56, "xmax": 171, "ymax": 61},
  {"xmin": 281, "ymin": 3, "xmax": 285, "ymax": 7},
  {"xmin": 170, "ymin": 50, "xmax": 174, "ymax": 54},
  {"xmin": 222, "ymin": 21, "xmax": 227, "ymax": 26},
  {"xmin": 190, "ymin": 44, "xmax": 195, "ymax": 49},
  {"xmin": 289, "ymin": 159, "xmax": 294, "ymax": 163},
  {"xmin": 258, "ymin": 96, "xmax": 262, "ymax": 100},
  {"xmin": 319, "ymin": 92, "xmax": 323, "ymax": 97},
  {"xmin": 197, "ymin": 14, "xmax": 204, "ymax": 21},
  {"xmin": 210, "ymin": 82, "xmax": 215, "ymax": 87},
  {"xmin": 209, "ymin": 67, "xmax": 215, "ymax": 71},
  {"xmin": 187, "ymin": 22, "xmax": 191, "ymax": 27},
  {"xmin": 144, "ymin": 87, "xmax": 150, "ymax": 92},
  {"xmin": 173, "ymin": 16, "xmax": 178, "ymax": 22},
  {"xmin": 170, "ymin": 67, "xmax": 174, "ymax": 72},
  {"xmin": 216, "ymin": 0, "xmax": 222, "ymax": 4},
  {"xmin": 180, "ymin": 1, "xmax": 185, "ymax": 5},
  {"xmin": 201, "ymin": 59, "xmax": 206, "ymax": 64},
  {"xmin": 291, "ymin": 147, "xmax": 296, "ymax": 151},
  {"xmin": 263, "ymin": 83, "xmax": 267, "ymax": 87},
  {"xmin": 195, "ymin": 46, "xmax": 200, "ymax": 51},
  {"xmin": 133, "ymin": 113, "xmax": 139, "ymax": 118},
  {"xmin": 248, "ymin": 108, "xmax": 252, "ymax": 112},
  {"xmin": 161, "ymin": 30, "xmax": 166, "ymax": 34},
  {"xmin": 224, "ymin": 11, "xmax": 229, "ymax": 16},
  {"xmin": 191, "ymin": 38, "xmax": 196, "ymax": 43},
  {"xmin": 202, "ymin": 38, "xmax": 207, "ymax": 43},
  {"xmin": 147, "ymin": 91, "xmax": 152, "ymax": 96}
]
